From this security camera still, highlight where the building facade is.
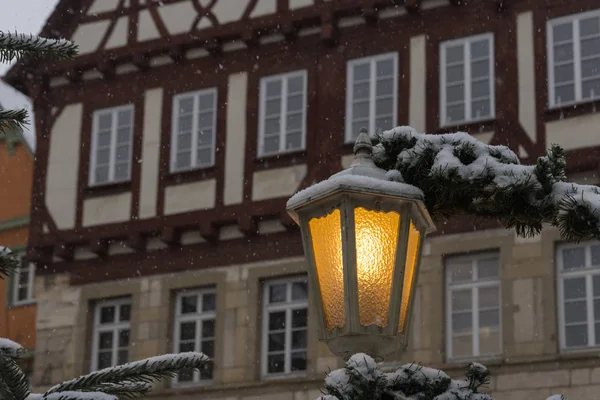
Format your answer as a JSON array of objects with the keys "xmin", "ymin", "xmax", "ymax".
[
  {"xmin": 4, "ymin": 0, "xmax": 600, "ymax": 399},
  {"xmin": 0, "ymin": 118, "xmax": 36, "ymax": 380}
]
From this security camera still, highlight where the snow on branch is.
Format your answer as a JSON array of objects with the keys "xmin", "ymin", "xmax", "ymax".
[
  {"xmin": 0, "ymin": 338, "xmax": 24, "ymax": 358},
  {"xmin": 0, "ymin": 246, "xmax": 19, "ymax": 280},
  {"xmin": 0, "ymin": 31, "xmax": 77, "ymax": 63},
  {"xmin": 373, "ymin": 126, "xmax": 600, "ymax": 242}
]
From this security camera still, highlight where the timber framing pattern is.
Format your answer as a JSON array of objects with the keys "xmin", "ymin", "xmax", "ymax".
[{"xmin": 4, "ymin": 0, "xmax": 600, "ymax": 285}]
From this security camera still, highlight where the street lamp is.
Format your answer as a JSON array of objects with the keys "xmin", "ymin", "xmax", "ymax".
[{"xmin": 286, "ymin": 129, "xmax": 435, "ymax": 361}]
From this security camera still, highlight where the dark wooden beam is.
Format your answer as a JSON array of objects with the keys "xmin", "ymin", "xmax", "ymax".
[
  {"xmin": 89, "ymin": 239, "xmax": 109, "ymax": 259},
  {"xmin": 161, "ymin": 226, "xmax": 182, "ymax": 246},
  {"xmin": 282, "ymin": 21, "xmax": 298, "ymax": 42},
  {"xmin": 405, "ymin": 0, "xmax": 421, "ymax": 13},
  {"xmin": 362, "ymin": 5, "xmax": 378, "ymax": 25},
  {"xmin": 54, "ymin": 243, "xmax": 74, "ymax": 261},
  {"xmin": 132, "ymin": 53, "xmax": 150, "ymax": 71},
  {"xmin": 241, "ymin": 28, "xmax": 258, "ymax": 49},
  {"xmin": 205, "ymin": 38, "xmax": 222, "ymax": 56},
  {"xmin": 239, "ymin": 215, "xmax": 258, "ymax": 237},
  {"xmin": 27, "ymin": 246, "xmax": 52, "ymax": 264},
  {"xmin": 320, "ymin": 18, "xmax": 339, "ymax": 46},
  {"xmin": 66, "ymin": 68, "xmax": 82, "ymax": 84},
  {"xmin": 127, "ymin": 233, "xmax": 146, "ymax": 252},
  {"xmin": 199, "ymin": 222, "xmax": 217, "ymax": 244},
  {"xmin": 168, "ymin": 45, "xmax": 185, "ymax": 64},
  {"xmin": 449, "ymin": 0, "xmax": 464, "ymax": 6},
  {"xmin": 98, "ymin": 60, "xmax": 116, "ymax": 80},
  {"xmin": 280, "ymin": 212, "xmax": 297, "ymax": 231}
]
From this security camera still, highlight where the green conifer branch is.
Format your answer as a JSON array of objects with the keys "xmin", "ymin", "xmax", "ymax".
[
  {"xmin": 0, "ymin": 108, "xmax": 28, "ymax": 138},
  {"xmin": 0, "ymin": 31, "xmax": 77, "ymax": 64}
]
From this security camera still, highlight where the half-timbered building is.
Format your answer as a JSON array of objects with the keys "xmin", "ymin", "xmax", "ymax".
[{"xmin": 4, "ymin": 0, "xmax": 600, "ymax": 398}]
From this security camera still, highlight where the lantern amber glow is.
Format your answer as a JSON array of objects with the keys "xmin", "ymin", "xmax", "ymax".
[{"xmin": 286, "ymin": 130, "xmax": 435, "ymax": 361}]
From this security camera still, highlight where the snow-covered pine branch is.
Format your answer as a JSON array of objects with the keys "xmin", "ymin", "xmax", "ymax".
[
  {"xmin": 0, "ymin": 107, "xmax": 28, "ymax": 137},
  {"xmin": 0, "ymin": 339, "xmax": 30, "ymax": 400},
  {"xmin": 0, "ymin": 246, "xmax": 20, "ymax": 279},
  {"xmin": 0, "ymin": 31, "xmax": 77, "ymax": 63},
  {"xmin": 374, "ymin": 126, "xmax": 600, "ymax": 242}
]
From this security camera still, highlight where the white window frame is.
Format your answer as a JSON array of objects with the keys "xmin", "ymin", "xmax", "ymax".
[
  {"xmin": 445, "ymin": 252, "xmax": 502, "ymax": 361},
  {"xmin": 258, "ymin": 70, "xmax": 308, "ymax": 157},
  {"xmin": 172, "ymin": 288, "xmax": 216, "ymax": 386},
  {"xmin": 547, "ymin": 9, "xmax": 600, "ymax": 108},
  {"xmin": 439, "ymin": 33, "xmax": 495, "ymax": 127},
  {"xmin": 557, "ymin": 240, "xmax": 600, "ymax": 351},
  {"xmin": 261, "ymin": 276, "xmax": 308, "ymax": 378},
  {"xmin": 170, "ymin": 88, "xmax": 218, "ymax": 172},
  {"xmin": 89, "ymin": 104, "xmax": 135, "ymax": 186},
  {"xmin": 345, "ymin": 52, "xmax": 398, "ymax": 143},
  {"xmin": 91, "ymin": 298, "xmax": 131, "ymax": 371},
  {"xmin": 12, "ymin": 259, "xmax": 35, "ymax": 306}
]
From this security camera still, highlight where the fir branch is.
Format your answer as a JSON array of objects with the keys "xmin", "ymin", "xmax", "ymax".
[
  {"xmin": 0, "ymin": 31, "xmax": 77, "ymax": 64},
  {"xmin": 82, "ymin": 382, "xmax": 150, "ymax": 400},
  {"xmin": 0, "ymin": 247, "xmax": 20, "ymax": 279},
  {"xmin": 0, "ymin": 354, "xmax": 30, "ymax": 400},
  {"xmin": 0, "ymin": 108, "xmax": 28, "ymax": 139},
  {"xmin": 46, "ymin": 353, "xmax": 209, "ymax": 396}
]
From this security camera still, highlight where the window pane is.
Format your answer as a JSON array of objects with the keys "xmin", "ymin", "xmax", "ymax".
[
  {"xmin": 352, "ymin": 101, "xmax": 369, "ymax": 120},
  {"xmin": 97, "ymin": 352, "xmax": 112, "ymax": 370},
  {"xmin": 471, "ymin": 60, "xmax": 490, "ymax": 79},
  {"xmin": 288, "ymin": 76, "xmax": 304, "ymax": 93},
  {"xmin": 291, "ymin": 351, "xmax": 307, "ymax": 371},
  {"xmin": 375, "ymin": 117, "xmax": 393, "ymax": 132},
  {"xmin": 286, "ymin": 113, "xmax": 302, "ymax": 132},
  {"xmin": 582, "ymin": 78, "xmax": 600, "ymax": 100},
  {"xmin": 198, "ymin": 93, "xmax": 214, "ymax": 110},
  {"xmin": 581, "ymin": 37, "xmax": 600, "ymax": 58},
  {"xmin": 269, "ymin": 284, "xmax": 287, "ymax": 303},
  {"xmin": 351, "ymin": 121, "xmax": 367, "ymax": 138},
  {"xmin": 263, "ymin": 136, "xmax": 280, "ymax": 155},
  {"xmin": 446, "ymin": 65, "xmax": 464, "ymax": 83},
  {"xmin": 178, "ymin": 97, "xmax": 194, "ymax": 114},
  {"xmin": 98, "ymin": 113, "xmax": 112, "ymax": 130},
  {"xmin": 554, "ymin": 63, "xmax": 575, "ymax": 84},
  {"xmin": 116, "ymin": 145, "xmax": 129, "ymax": 162},
  {"xmin": 100, "ymin": 306, "xmax": 115, "ymax": 324},
  {"xmin": 446, "ymin": 103, "xmax": 465, "ymax": 123},
  {"xmin": 117, "ymin": 109, "xmax": 132, "ymax": 126},
  {"xmin": 120, "ymin": 304, "xmax": 131, "ymax": 322},
  {"xmin": 264, "ymin": 117, "xmax": 280, "ymax": 136},
  {"xmin": 376, "ymin": 78, "xmax": 394, "ymax": 96},
  {"xmin": 265, "ymin": 98, "xmax": 281, "ymax": 116},
  {"xmin": 479, "ymin": 331, "xmax": 500, "ymax": 355},
  {"xmin": 452, "ymin": 312, "xmax": 472, "ymax": 333},
  {"xmin": 581, "ymin": 17, "xmax": 600, "ymax": 36},
  {"xmin": 18, "ymin": 287, "xmax": 28, "ymax": 301},
  {"xmin": 375, "ymin": 98, "xmax": 393, "ymax": 116},
  {"xmin": 376, "ymin": 59, "xmax": 394, "ymax": 76},
  {"xmin": 202, "ymin": 320, "xmax": 215, "ymax": 338},
  {"xmin": 179, "ymin": 341, "xmax": 195, "ymax": 352},
  {"xmin": 292, "ymin": 281, "xmax": 308, "ymax": 300},
  {"xmin": 564, "ymin": 278, "xmax": 586, "ymax": 299},
  {"xmin": 97, "ymin": 131, "xmax": 111, "ymax": 147},
  {"xmin": 471, "ymin": 79, "xmax": 490, "ymax": 99},
  {"xmin": 118, "ymin": 329, "xmax": 129, "ymax": 347},
  {"xmin": 197, "ymin": 129, "xmax": 213, "ymax": 147},
  {"xmin": 478, "ymin": 257, "xmax": 499, "ymax": 278},
  {"xmin": 553, "ymin": 22, "xmax": 573, "ymax": 43},
  {"xmin": 582, "ymin": 58, "xmax": 600, "ymax": 79},
  {"xmin": 95, "ymin": 166, "xmax": 109, "ymax": 184},
  {"xmin": 479, "ymin": 309, "xmax": 499, "ymax": 328},
  {"xmin": 178, "ymin": 369, "xmax": 194, "ymax": 382},
  {"xmin": 18, "ymin": 269, "xmax": 29, "ymax": 285},
  {"xmin": 563, "ymin": 247, "xmax": 585, "ymax": 270},
  {"xmin": 594, "ymin": 298, "xmax": 600, "ymax": 321},
  {"xmin": 451, "ymin": 335, "xmax": 472, "ymax": 358},
  {"xmin": 555, "ymin": 84, "xmax": 575, "ymax": 104},
  {"xmin": 201, "ymin": 340, "xmax": 214, "ymax": 358},
  {"xmin": 566, "ymin": 324, "xmax": 588, "ymax": 347},
  {"xmin": 286, "ymin": 132, "xmax": 302, "ymax": 151},
  {"xmin": 594, "ymin": 275, "xmax": 600, "ymax": 296},
  {"xmin": 479, "ymin": 286, "xmax": 499, "ymax": 308},
  {"xmin": 180, "ymin": 322, "xmax": 196, "ymax": 341},
  {"xmin": 202, "ymin": 293, "xmax": 216, "ymax": 312},
  {"xmin": 198, "ymin": 111, "xmax": 213, "ymax": 129},
  {"xmin": 268, "ymin": 311, "xmax": 286, "ymax": 331},
  {"xmin": 117, "ymin": 350, "xmax": 128, "ymax": 365},
  {"xmin": 266, "ymin": 80, "xmax": 282, "ymax": 97},
  {"xmin": 267, "ymin": 354, "xmax": 285, "ymax": 374},
  {"xmin": 449, "ymin": 259, "xmax": 472, "ymax": 282},
  {"xmin": 446, "ymin": 45, "xmax": 464, "ymax": 64},
  {"xmin": 177, "ymin": 132, "xmax": 192, "ymax": 151},
  {"xmin": 268, "ymin": 332, "xmax": 285, "ymax": 352},
  {"xmin": 292, "ymin": 308, "xmax": 307, "ymax": 328},
  {"xmin": 353, "ymin": 82, "xmax": 370, "ymax": 100},
  {"xmin": 446, "ymin": 84, "xmax": 465, "ymax": 103},
  {"xmin": 175, "ymin": 151, "xmax": 192, "ymax": 170},
  {"xmin": 292, "ymin": 330, "xmax": 307, "ymax": 349},
  {"xmin": 451, "ymin": 290, "xmax": 471, "ymax": 311},
  {"xmin": 470, "ymin": 39, "xmax": 489, "ymax": 59},
  {"xmin": 116, "ymin": 127, "xmax": 130, "ymax": 144},
  {"xmin": 565, "ymin": 300, "xmax": 588, "ymax": 323},
  {"xmin": 353, "ymin": 63, "xmax": 370, "ymax": 81},
  {"xmin": 592, "ymin": 245, "xmax": 600, "ymax": 266},
  {"xmin": 554, "ymin": 43, "xmax": 574, "ymax": 63},
  {"xmin": 472, "ymin": 99, "xmax": 491, "ymax": 119},
  {"xmin": 114, "ymin": 163, "xmax": 129, "ymax": 181},
  {"xmin": 99, "ymin": 332, "xmax": 113, "ymax": 349},
  {"xmin": 287, "ymin": 94, "xmax": 303, "ymax": 112},
  {"xmin": 196, "ymin": 148, "xmax": 212, "ymax": 166}
]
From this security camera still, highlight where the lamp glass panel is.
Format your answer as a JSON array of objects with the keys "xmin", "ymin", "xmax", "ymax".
[
  {"xmin": 354, "ymin": 207, "xmax": 400, "ymax": 327},
  {"xmin": 308, "ymin": 209, "xmax": 345, "ymax": 330},
  {"xmin": 399, "ymin": 221, "xmax": 421, "ymax": 333}
]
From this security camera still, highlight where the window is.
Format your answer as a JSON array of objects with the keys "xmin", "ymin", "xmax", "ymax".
[
  {"xmin": 440, "ymin": 34, "xmax": 494, "ymax": 126},
  {"xmin": 90, "ymin": 105, "xmax": 134, "ymax": 186},
  {"xmin": 345, "ymin": 53, "xmax": 397, "ymax": 142},
  {"xmin": 446, "ymin": 253, "xmax": 501, "ymax": 360},
  {"xmin": 258, "ymin": 70, "xmax": 307, "ymax": 156},
  {"xmin": 12, "ymin": 259, "xmax": 35, "ymax": 306},
  {"xmin": 173, "ymin": 289, "xmax": 216, "ymax": 384},
  {"xmin": 262, "ymin": 276, "xmax": 308, "ymax": 377},
  {"xmin": 171, "ymin": 89, "xmax": 217, "ymax": 172},
  {"xmin": 548, "ymin": 10, "xmax": 600, "ymax": 107},
  {"xmin": 92, "ymin": 298, "xmax": 131, "ymax": 370},
  {"xmin": 557, "ymin": 241, "xmax": 600, "ymax": 350}
]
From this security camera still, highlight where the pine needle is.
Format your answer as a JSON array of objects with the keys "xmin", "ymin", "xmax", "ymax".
[{"xmin": 0, "ymin": 31, "xmax": 77, "ymax": 63}]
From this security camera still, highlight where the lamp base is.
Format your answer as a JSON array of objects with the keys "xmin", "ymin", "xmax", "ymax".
[{"xmin": 325, "ymin": 333, "xmax": 406, "ymax": 362}]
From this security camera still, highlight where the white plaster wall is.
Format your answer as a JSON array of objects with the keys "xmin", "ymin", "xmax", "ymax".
[
  {"xmin": 517, "ymin": 12, "xmax": 537, "ymax": 144},
  {"xmin": 250, "ymin": 0, "xmax": 277, "ymax": 17},
  {"xmin": 71, "ymin": 21, "xmax": 110, "ymax": 54},
  {"xmin": 409, "ymin": 35, "xmax": 427, "ymax": 132},
  {"xmin": 164, "ymin": 179, "xmax": 217, "ymax": 215},
  {"xmin": 139, "ymin": 88, "xmax": 163, "ymax": 219},
  {"xmin": 82, "ymin": 193, "xmax": 132, "ymax": 227},
  {"xmin": 105, "ymin": 16, "xmax": 129, "ymax": 49},
  {"xmin": 290, "ymin": 0, "xmax": 314, "ymax": 9},
  {"xmin": 224, "ymin": 73, "xmax": 248, "ymax": 205},
  {"xmin": 252, "ymin": 165, "xmax": 307, "ymax": 201},
  {"xmin": 46, "ymin": 104, "xmax": 82, "ymax": 230},
  {"xmin": 87, "ymin": 0, "xmax": 120, "ymax": 15},
  {"xmin": 157, "ymin": 2, "xmax": 197, "ymax": 35},
  {"xmin": 137, "ymin": 10, "xmax": 162, "ymax": 41},
  {"xmin": 546, "ymin": 113, "xmax": 600, "ymax": 151},
  {"xmin": 211, "ymin": 0, "xmax": 249, "ymax": 24}
]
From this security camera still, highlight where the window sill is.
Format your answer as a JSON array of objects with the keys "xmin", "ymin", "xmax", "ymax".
[
  {"xmin": 546, "ymin": 99, "xmax": 600, "ymax": 122},
  {"xmin": 557, "ymin": 348, "xmax": 600, "ymax": 361},
  {"xmin": 165, "ymin": 166, "xmax": 216, "ymax": 185},
  {"xmin": 254, "ymin": 150, "xmax": 307, "ymax": 170},
  {"xmin": 9, "ymin": 299, "xmax": 36, "ymax": 309},
  {"xmin": 436, "ymin": 119, "xmax": 496, "ymax": 134},
  {"xmin": 84, "ymin": 181, "xmax": 132, "ymax": 198}
]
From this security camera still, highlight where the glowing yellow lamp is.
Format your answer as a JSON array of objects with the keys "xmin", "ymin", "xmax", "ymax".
[{"xmin": 286, "ymin": 129, "xmax": 435, "ymax": 361}]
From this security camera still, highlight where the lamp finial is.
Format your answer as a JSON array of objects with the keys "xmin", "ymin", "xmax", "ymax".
[{"xmin": 353, "ymin": 128, "xmax": 373, "ymax": 157}]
